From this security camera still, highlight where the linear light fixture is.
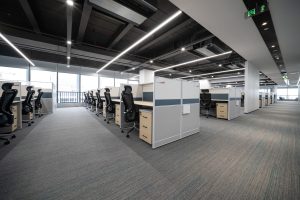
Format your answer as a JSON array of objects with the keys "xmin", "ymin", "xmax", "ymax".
[
  {"xmin": 154, "ymin": 51, "xmax": 232, "ymax": 72},
  {"xmin": 0, "ymin": 33, "xmax": 35, "ymax": 66},
  {"xmin": 178, "ymin": 68, "xmax": 244, "ymax": 79},
  {"xmin": 96, "ymin": 10, "xmax": 182, "ymax": 73},
  {"xmin": 297, "ymin": 76, "xmax": 300, "ymax": 86},
  {"xmin": 207, "ymin": 75, "xmax": 244, "ymax": 80}
]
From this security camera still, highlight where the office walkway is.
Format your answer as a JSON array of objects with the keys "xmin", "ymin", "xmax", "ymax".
[{"xmin": 0, "ymin": 102, "xmax": 299, "ymax": 200}]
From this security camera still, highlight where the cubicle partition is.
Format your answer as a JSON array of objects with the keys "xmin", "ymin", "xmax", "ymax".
[{"xmin": 152, "ymin": 77, "xmax": 200, "ymax": 148}]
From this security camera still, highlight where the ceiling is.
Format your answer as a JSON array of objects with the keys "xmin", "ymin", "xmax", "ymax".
[
  {"xmin": 170, "ymin": 0, "xmax": 284, "ymax": 85},
  {"xmin": 0, "ymin": 0, "xmax": 246, "ymax": 79}
]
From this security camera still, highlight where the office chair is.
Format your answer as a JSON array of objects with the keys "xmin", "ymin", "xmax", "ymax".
[
  {"xmin": 90, "ymin": 91, "xmax": 96, "ymax": 111},
  {"xmin": 200, "ymin": 91, "xmax": 211, "ymax": 118},
  {"xmin": 104, "ymin": 88, "xmax": 115, "ymax": 124},
  {"xmin": 22, "ymin": 86, "xmax": 35, "ymax": 126},
  {"xmin": 96, "ymin": 89, "xmax": 104, "ymax": 116},
  {"xmin": 83, "ymin": 92, "xmax": 88, "ymax": 108},
  {"xmin": 0, "ymin": 83, "xmax": 18, "ymax": 144},
  {"xmin": 121, "ymin": 85, "xmax": 139, "ymax": 138},
  {"xmin": 86, "ymin": 91, "xmax": 92, "ymax": 109},
  {"xmin": 35, "ymin": 89, "xmax": 44, "ymax": 117}
]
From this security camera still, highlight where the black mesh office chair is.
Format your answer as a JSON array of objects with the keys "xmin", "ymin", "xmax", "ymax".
[
  {"xmin": 90, "ymin": 91, "xmax": 96, "ymax": 111},
  {"xmin": 121, "ymin": 85, "xmax": 139, "ymax": 138},
  {"xmin": 22, "ymin": 86, "xmax": 35, "ymax": 126},
  {"xmin": 0, "ymin": 83, "xmax": 18, "ymax": 144},
  {"xmin": 83, "ymin": 92, "xmax": 88, "ymax": 108},
  {"xmin": 35, "ymin": 89, "xmax": 44, "ymax": 117},
  {"xmin": 104, "ymin": 88, "xmax": 115, "ymax": 124},
  {"xmin": 200, "ymin": 90, "xmax": 211, "ymax": 118},
  {"xmin": 96, "ymin": 89, "xmax": 104, "ymax": 116}
]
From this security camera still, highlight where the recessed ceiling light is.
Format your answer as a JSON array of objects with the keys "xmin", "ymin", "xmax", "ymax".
[
  {"xmin": 169, "ymin": 73, "xmax": 172, "ymax": 76},
  {"xmin": 237, "ymin": 72, "xmax": 240, "ymax": 74},
  {"xmin": 189, "ymin": 70, "xmax": 192, "ymax": 73},
  {"xmin": 132, "ymin": 67, "xmax": 136, "ymax": 70},
  {"xmin": 262, "ymin": 22, "xmax": 268, "ymax": 26},
  {"xmin": 150, "ymin": 60, "xmax": 153, "ymax": 63},
  {"xmin": 264, "ymin": 27, "xmax": 269, "ymax": 31},
  {"xmin": 120, "ymin": 72, "xmax": 124, "ymax": 75},
  {"xmin": 66, "ymin": 0, "xmax": 74, "ymax": 6},
  {"xmin": 218, "ymin": 64, "xmax": 222, "ymax": 67},
  {"xmin": 67, "ymin": 56, "xmax": 70, "ymax": 60},
  {"xmin": 211, "ymin": 75, "xmax": 214, "ymax": 78},
  {"xmin": 181, "ymin": 47, "xmax": 185, "ymax": 51},
  {"xmin": 67, "ymin": 40, "xmax": 72, "ymax": 45},
  {"xmin": 271, "ymin": 45, "xmax": 275, "ymax": 48},
  {"xmin": 67, "ymin": 65, "xmax": 70, "ymax": 68}
]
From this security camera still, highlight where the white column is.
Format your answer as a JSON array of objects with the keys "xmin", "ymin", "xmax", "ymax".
[{"xmin": 244, "ymin": 61, "xmax": 260, "ymax": 113}]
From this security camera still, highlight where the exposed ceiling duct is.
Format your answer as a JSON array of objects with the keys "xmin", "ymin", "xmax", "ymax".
[{"xmin": 89, "ymin": 0, "xmax": 147, "ymax": 25}]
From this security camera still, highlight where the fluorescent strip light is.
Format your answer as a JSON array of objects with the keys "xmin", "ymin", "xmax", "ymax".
[
  {"xmin": 0, "ymin": 33, "xmax": 35, "ymax": 66},
  {"xmin": 297, "ymin": 77, "xmax": 300, "ymax": 86},
  {"xmin": 154, "ymin": 51, "xmax": 232, "ymax": 72},
  {"xmin": 96, "ymin": 10, "xmax": 182, "ymax": 73},
  {"xmin": 178, "ymin": 68, "xmax": 244, "ymax": 79},
  {"xmin": 202, "ymin": 75, "xmax": 244, "ymax": 81}
]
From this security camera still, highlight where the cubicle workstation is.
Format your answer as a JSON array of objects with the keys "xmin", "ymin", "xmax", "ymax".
[
  {"xmin": 201, "ymin": 88, "xmax": 242, "ymax": 120},
  {"xmin": 0, "ymin": 81, "xmax": 22, "ymax": 133}
]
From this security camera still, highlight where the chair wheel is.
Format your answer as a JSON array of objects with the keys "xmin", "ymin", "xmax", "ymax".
[
  {"xmin": 107, "ymin": 121, "xmax": 109, "ymax": 124},
  {"xmin": 126, "ymin": 135, "xmax": 130, "ymax": 138},
  {"xmin": 28, "ymin": 123, "xmax": 31, "ymax": 126},
  {"xmin": 4, "ymin": 141, "xmax": 10, "ymax": 145},
  {"xmin": 11, "ymin": 135, "xmax": 16, "ymax": 139},
  {"xmin": 121, "ymin": 130, "xmax": 124, "ymax": 133},
  {"xmin": 104, "ymin": 119, "xmax": 106, "ymax": 121}
]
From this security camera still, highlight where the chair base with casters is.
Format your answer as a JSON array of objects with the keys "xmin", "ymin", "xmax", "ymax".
[
  {"xmin": 22, "ymin": 113, "xmax": 34, "ymax": 126},
  {"xmin": 121, "ymin": 121, "xmax": 139, "ymax": 138},
  {"xmin": 105, "ymin": 112, "xmax": 114, "ymax": 124}
]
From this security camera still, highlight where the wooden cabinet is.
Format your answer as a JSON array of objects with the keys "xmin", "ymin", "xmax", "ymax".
[
  {"xmin": 139, "ymin": 110, "xmax": 152, "ymax": 144},
  {"xmin": 115, "ymin": 104, "xmax": 121, "ymax": 126},
  {"xmin": 216, "ymin": 103, "xmax": 228, "ymax": 119}
]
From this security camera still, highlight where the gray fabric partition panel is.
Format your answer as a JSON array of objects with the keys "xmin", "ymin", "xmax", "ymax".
[
  {"xmin": 42, "ymin": 92, "xmax": 53, "ymax": 98},
  {"xmin": 155, "ymin": 99, "xmax": 181, "ymax": 106},
  {"xmin": 211, "ymin": 93, "xmax": 229, "ymax": 100},
  {"xmin": 229, "ymin": 97, "xmax": 241, "ymax": 100},
  {"xmin": 182, "ymin": 98, "xmax": 199, "ymax": 104},
  {"xmin": 14, "ymin": 97, "xmax": 20, "ymax": 101},
  {"xmin": 143, "ymin": 92, "xmax": 153, "ymax": 102}
]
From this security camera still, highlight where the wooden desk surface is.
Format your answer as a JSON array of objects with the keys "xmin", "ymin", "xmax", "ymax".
[
  {"xmin": 112, "ymin": 99, "xmax": 121, "ymax": 103},
  {"xmin": 134, "ymin": 101, "xmax": 153, "ymax": 107}
]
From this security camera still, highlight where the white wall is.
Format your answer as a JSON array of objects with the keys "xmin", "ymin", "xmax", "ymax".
[
  {"xmin": 199, "ymin": 79, "xmax": 211, "ymax": 89},
  {"xmin": 244, "ymin": 61, "xmax": 259, "ymax": 113}
]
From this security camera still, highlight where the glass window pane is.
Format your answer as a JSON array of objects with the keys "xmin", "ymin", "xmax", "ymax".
[
  {"xmin": 81, "ymin": 75, "xmax": 98, "ymax": 92},
  {"xmin": 0, "ymin": 66, "xmax": 27, "ymax": 81},
  {"xmin": 58, "ymin": 72, "xmax": 79, "ymax": 92},
  {"xmin": 99, "ymin": 77, "xmax": 114, "ymax": 88},
  {"xmin": 115, "ymin": 78, "xmax": 127, "ymax": 87}
]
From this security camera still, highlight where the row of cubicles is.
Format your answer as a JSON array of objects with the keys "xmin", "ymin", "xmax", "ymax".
[
  {"xmin": 0, "ymin": 80, "xmax": 55, "ymax": 135},
  {"xmin": 89, "ymin": 77, "xmax": 200, "ymax": 149},
  {"xmin": 259, "ymin": 92, "xmax": 276, "ymax": 108}
]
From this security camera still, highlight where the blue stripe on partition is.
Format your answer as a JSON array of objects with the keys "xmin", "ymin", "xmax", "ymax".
[
  {"xmin": 155, "ymin": 99, "xmax": 181, "ymax": 106},
  {"xmin": 111, "ymin": 96, "xmax": 120, "ymax": 99},
  {"xmin": 211, "ymin": 93, "xmax": 228, "ymax": 100},
  {"xmin": 43, "ymin": 92, "xmax": 52, "ymax": 98},
  {"xmin": 183, "ymin": 98, "xmax": 199, "ymax": 104},
  {"xmin": 14, "ymin": 97, "xmax": 20, "ymax": 101},
  {"xmin": 134, "ymin": 97, "xmax": 142, "ymax": 101},
  {"xmin": 229, "ymin": 97, "xmax": 241, "ymax": 100},
  {"xmin": 143, "ymin": 92, "xmax": 153, "ymax": 101}
]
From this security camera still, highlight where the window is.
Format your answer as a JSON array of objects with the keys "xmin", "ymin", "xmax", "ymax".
[
  {"xmin": 58, "ymin": 72, "xmax": 79, "ymax": 92},
  {"xmin": 81, "ymin": 75, "xmax": 98, "ymax": 92},
  {"xmin": 277, "ymin": 88, "xmax": 287, "ymax": 100},
  {"xmin": 114, "ymin": 78, "xmax": 127, "ymax": 87},
  {"xmin": 0, "ymin": 66, "xmax": 27, "ymax": 81},
  {"xmin": 287, "ymin": 88, "xmax": 298, "ymax": 100},
  {"xmin": 99, "ymin": 77, "xmax": 114, "ymax": 88},
  {"xmin": 31, "ymin": 70, "xmax": 56, "ymax": 89}
]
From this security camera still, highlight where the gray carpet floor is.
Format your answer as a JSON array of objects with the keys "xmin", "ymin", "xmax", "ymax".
[{"xmin": 0, "ymin": 102, "xmax": 299, "ymax": 200}]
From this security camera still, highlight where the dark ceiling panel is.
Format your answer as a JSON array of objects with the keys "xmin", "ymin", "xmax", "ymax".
[{"xmin": 0, "ymin": 0, "xmax": 32, "ymax": 29}]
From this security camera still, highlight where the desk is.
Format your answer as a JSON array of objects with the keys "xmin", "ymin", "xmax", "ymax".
[{"xmin": 135, "ymin": 101, "xmax": 153, "ymax": 107}]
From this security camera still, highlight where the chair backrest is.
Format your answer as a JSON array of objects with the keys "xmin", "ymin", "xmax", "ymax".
[
  {"xmin": 122, "ymin": 85, "xmax": 134, "ymax": 112},
  {"xmin": 24, "ymin": 86, "xmax": 35, "ymax": 105},
  {"xmin": 121, "ymin": 85, "xmax": 137, "ymax": 122},
  {"xmin": 35, "ymin": 89, "xmax": 44, "ymax": 109},
  {"xmin": 96, "ymin": 89, "xmax": 103, "ymax": 108},
  {"xmin": 200, "ymin": 92, "xmax": 211, "ymax": 108},
  {"xmin": 0, "ymin": 83, "xmax": 18, "ymax": 125},
  {"xmin": 104, "ymin": 88, "xmax": 114, "ymax": 112}
]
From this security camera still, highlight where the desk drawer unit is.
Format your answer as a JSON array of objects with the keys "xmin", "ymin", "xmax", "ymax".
[
  {"xmin": 115, "ymin": 104, "xmax": 121, "ymax": 125},
  {"xmin": 216, "ymin": 103, "xmax": 228, "ymax": 119},
  {"xmin": 139, "ymin": 110, "xmax": 152, "ymax": 144}
]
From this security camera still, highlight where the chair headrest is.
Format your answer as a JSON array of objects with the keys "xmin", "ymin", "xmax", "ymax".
[
  {"xmin": 123, "ymin": 85, "xmax": 132, "ymax": 94},
  {"xmin": 26, "ymin": 86, "xmax": 33, "ymax": 91},
  {"xmin": 1, "ymin": 83, "xmax": 14, "ymax": 91},
  {"xmin": 105, "ymin": 88, "xmax": 110, "ymax": 92},
  {"xmin": 38, "ymin": 89, "xmax": 42, "ymax": 93}
]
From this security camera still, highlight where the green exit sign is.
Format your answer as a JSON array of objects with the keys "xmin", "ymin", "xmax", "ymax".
[{"xmin": 246, "ymin": 4, "xmax": 268, "ymax": 18}]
